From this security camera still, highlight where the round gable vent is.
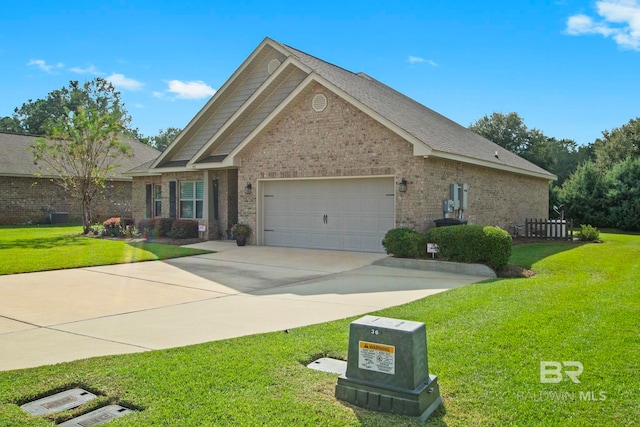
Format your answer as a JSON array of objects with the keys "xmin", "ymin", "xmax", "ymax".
[
  {"xmin": 312, "ymin": 94, "xmax": 327, "ymax": 112},
  {"xmin": 267, "ymin": 58, "xmax": 281, "ymax": 75}
]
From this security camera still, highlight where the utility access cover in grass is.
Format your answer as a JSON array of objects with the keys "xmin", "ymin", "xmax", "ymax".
[
  {"xmin": 59, "ymin": 405, "xmax": 134, "ymax": 426},
  {"xmin": 20, "ymin": 388, "xmax": 96, "ymax": 415},
  {"xmin": 307, "ymin": 357, "xmax": 347, "ymax": 375}
]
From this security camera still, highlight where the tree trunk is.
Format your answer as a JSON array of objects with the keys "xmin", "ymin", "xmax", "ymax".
[{"xmin": 82, "ymin": 200, "xmax": 92, "ymax": 234}]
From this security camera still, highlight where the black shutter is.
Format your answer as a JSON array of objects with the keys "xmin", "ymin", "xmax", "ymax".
[
  {"xmin": 212, "ymin": 179, "xmax": 219, "ymax": 220},
  {"xmin": 145, "ymin": 184, "xmax": 152, "ymax": 218},
  {"xmin": 169, "ymin": 181, "xmax": 177, "ymax": 218}
]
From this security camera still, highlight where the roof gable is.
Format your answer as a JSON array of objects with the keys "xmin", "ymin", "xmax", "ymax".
[
  {"xmin": 0, "ymin": 132, "xmax": 160, "ymax": 180},
  {"xmin": 152, "ymin": 39, "xmax": 291, "ymax": 168},
  {"xmin": 279, "ymin": 43, "xmax": 555, "ymax": 179},
  {"xmin": 144, "ymin": 37, "xmax": 555, "ymax": 180}
]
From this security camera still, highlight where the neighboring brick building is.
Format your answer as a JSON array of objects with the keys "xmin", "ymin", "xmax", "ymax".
[
  {"xmin": 0, "ymin": 132, "xmax": 160, "ymax": 225},
  {"xmin": 126, "ymin": 38, "xmax": 555, "ymax": 252}
]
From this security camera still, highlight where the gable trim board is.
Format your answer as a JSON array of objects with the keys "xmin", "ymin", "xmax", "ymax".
[{"xmin": 127, "ymin": 37, "xmax": 555, "ymax": 251}]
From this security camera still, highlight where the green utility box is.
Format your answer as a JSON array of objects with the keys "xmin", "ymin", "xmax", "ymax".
[{"xmin": 335, "ymin": 315, "xmax": 441, "ymax": 420}]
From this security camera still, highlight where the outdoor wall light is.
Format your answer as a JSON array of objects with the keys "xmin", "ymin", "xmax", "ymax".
[
  {"xmin": 245, "ymin": 183, "xmax": 252, "ymax": 195},
  {"xmin": 399, "ymin": 178, "xmax": 407, "ymax": 193}
]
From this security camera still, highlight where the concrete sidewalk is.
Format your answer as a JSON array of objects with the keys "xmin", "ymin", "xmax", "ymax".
[{"xmin": 0, "ymin": 242, "xmax": 487, "ymax": 371}]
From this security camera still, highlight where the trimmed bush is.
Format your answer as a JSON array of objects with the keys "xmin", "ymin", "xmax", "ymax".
[
  {"xmin": 138, "ymin": 218, "xmax": 174, "ymax": 238},
  {"xmin": 382, "ymin": 227, "xmax": 427, "ymax": 258},
  {"xmin": 426, "ymin": 225, "xmax": 512, "ymax": 271},
  {"xmin": 168, "ymin": 219, "xmax": 199, "ymax": 239},
  {"xmin": 577, "ymin": 224, "xmax": 600, "ymax": 241}
]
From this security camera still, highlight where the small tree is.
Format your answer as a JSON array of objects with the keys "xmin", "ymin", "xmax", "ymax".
[
  {"xmin": 606, "ymin": 157, "xmax": 640, "ymax": 231},
  {"xmin": 31, "ymin": 107, "xmax": 131, "ymax": 234},
  {"xmin": 560, "ymin": 161, "xmax": 611, "ymax": 227}
]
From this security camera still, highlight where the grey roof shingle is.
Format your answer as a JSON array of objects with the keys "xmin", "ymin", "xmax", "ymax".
[
  {"xmin": 279, "ymin": 42, "xmax": 555, "ymax": 179},
  {"xmin": 0, "ymin": 132, "xmax": 160, "ymax": 179}
]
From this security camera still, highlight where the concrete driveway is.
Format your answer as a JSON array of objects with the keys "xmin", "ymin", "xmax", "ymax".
[{"xmin": 0, "ymin": 242, "xmax": 487, "ymax": 371}]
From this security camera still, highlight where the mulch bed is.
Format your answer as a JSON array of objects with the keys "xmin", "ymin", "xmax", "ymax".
[
  {"xmin": 497, "ymin": 264, "xmax": 536, "ymax": 278},
  {"xmin": 80, "ymin": 234, "xmax": 204, "ymax": 246}
]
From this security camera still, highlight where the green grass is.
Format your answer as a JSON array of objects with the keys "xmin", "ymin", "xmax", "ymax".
[
  {"xmin": 0, "ymin": 225, "xmax": 211, "ymax": 275},
  {"xmin": 0, "ymin": 233, "xmax": 637, "ymax": 426}
]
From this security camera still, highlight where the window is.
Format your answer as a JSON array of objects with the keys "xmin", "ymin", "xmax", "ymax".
[
  {"xmin": 154, "ymin": 184, "xmax": 162, "ymax": 217},
  {"xmin": 180, "ymin": 181, "xmax": 204, "ymax": 219}
]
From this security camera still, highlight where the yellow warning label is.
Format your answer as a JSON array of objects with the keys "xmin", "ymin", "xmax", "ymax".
[
  {"xmin": 359, "ymin": 341, "xmax": 395, "ymax": 353},
  {"xmin": 358, "ymin": 340, "xmax": 396, "ymax": 375}
]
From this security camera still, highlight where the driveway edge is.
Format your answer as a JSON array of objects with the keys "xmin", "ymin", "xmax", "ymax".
[{"xmin": 373, "ymin": 257, "xmax": 497, "ymax": 278}]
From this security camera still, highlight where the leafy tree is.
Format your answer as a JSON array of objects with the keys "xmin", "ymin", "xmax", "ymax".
[
  {"xmin": 149, "ymin": 127, "xmax": 181, "ymax": 151},
  {"xmin": 560, "ymin": 161, "xmax": 611, "ymax": 227},
  {"xmin": 9, "ymin": 78, "xmax": 131, "ymax": 136},
  {"xmin": 0, "ymin": 116, "xmax": 24, "ymax": 133},
  {"xmin": 470, "ymin": 112, "xmax": 587, "ymax": 216},
  {"xmin": 469, "ymin": 112, "xmax": 531, "ymax": 155},
  {"xmin": 594, "ymin": 117, "xmax": 640, "ymax": 169},
  {"xmin": 31, "ymin": 107, "xmax": 131, "ymax": 234},
  {"xmin": 539, "ymin": 138, "xmax": 582, "ymax": 186},
  {"xmin": 605, "ymin": 157, "xmax": 640, "ymax": 231}
]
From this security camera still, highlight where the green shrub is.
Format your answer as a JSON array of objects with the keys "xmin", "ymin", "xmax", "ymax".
[
  {"xmin": 138, "ymin": 218, "xmax": 174, "ymax": 238},
  {"xmin": 577, "ymin": 224, "xmax": 600, "ymax": 241},
  {"xmin": 426, "ymin": 225, "xmax": 512, "ymax": 271},
  {"xmin": 382, "ymin": 227, "xmax": 427, "ymax": 258},
  {"xmin": 232, "ymin": 223, "xmax": 252, "ymax": 238},
  {"xmin": 168, "ymin": 219, "xmax": 199, "ymax": 239},
  {"xmin": 102, "ymin": 217, "xmax": 124, "ymax": 237}
]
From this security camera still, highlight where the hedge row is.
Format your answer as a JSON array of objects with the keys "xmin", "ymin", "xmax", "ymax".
[
  {"xmin": 382, "ymin": 225, "xmax": 512, "ymax": 271},
  {"xmin": 138, "ymin": 218, "xmax": 199, "ymax": 239}
]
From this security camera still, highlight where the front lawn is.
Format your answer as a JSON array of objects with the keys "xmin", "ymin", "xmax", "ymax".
[
  {"xmin": 0, "ymin": 233, "xmax": 637, "ymax": 426},
  {"xmin": 0, "ymin": 225, "xmax": 211, "ymax": 275}
]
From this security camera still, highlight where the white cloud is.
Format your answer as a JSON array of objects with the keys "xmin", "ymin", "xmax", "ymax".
[
  {"xmin": 566, "ymin": 0, "xmax": 640, "ymax": 50},
  {"xmin": 408, "ymin": 56, "xmax": 438, "ymax": 66},
  {"xmin": 106, "ymin": 73, "xmax": 144, "ymax": 91},
  {"xmin": 70, "ymin": 65, "xmax": 103, "ymax": 76},
  {"xmin": 166, "ymin": 80, "xmax": 216, "ymax": 99},
  {"xmin": 27, "ymin": 59, "xmax": 63, "ymax": 73}
]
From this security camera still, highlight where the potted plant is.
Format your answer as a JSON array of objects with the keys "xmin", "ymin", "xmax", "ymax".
[{"xmin": 232, "ymin": 223, "xmax": 252, "ymax": 246}]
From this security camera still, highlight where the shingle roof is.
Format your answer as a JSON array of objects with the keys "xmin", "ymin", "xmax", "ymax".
[
  {"xmin": 279, "ymin": 42, "xmax": 555, "ymax": 179},
  {"xmin": 0, "ymin": 132, "xmax": 160, "ymax": 179}
]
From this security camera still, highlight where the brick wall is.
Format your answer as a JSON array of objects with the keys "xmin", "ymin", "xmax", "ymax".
[
  {"xmin": 237, "ymin": 83, "xmax": 549, "ymax": 242},
  {"xmin": 0, "ymin": 176, "xmax": 132, "ymax": 225}
]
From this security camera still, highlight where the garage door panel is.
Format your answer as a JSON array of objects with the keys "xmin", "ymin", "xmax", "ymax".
[{"xmin": 262, "ymin": 178, "xmax": 394, "ymax": 252}]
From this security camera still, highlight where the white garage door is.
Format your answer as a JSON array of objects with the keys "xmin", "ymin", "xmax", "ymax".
[{"xmin": 262, "ymin": 177, "xmax": 395, "ymax": 252}]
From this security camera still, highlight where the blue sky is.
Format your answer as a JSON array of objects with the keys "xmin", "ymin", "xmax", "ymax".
[{"xmin": 1, "ymin": 0, "xmax": 639, "ymax": 145}]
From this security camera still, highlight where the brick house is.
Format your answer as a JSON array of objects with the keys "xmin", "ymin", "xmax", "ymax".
[
  {"xmin": 127, "ymin": 38, "xmax": 555, "ymax": 252},
  {"xmin": 0, "ymin": 132, "xmax": 160, "ymax": 225}
]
